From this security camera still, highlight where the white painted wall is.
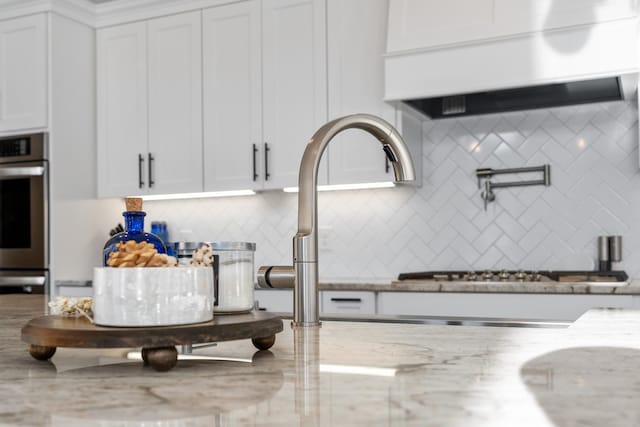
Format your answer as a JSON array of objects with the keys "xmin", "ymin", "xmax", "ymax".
[
  {"xmin": 49, "ymin": 13, "xmax": 121, "ymax": 288},
  {"xmin": 143, "ymin": 99, "xmax": 640, "ymax": 280}
]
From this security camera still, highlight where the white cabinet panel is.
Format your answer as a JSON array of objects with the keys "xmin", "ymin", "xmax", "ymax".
[
  {"xmin": 0, "ymin": 14, "xmax": 47, "ymax": 132},
  {"xmin": 378, "ymin": 292, "xmax": 634, "ymax": 321},
  {"xmin": 387, "ymin": 0, "xmax": 637, "ymax": 52},
  {"xmin": 321, "ymin": 291, "xmax": 376, "ymax": 314},
  {"xmin": 495, "ymin": 0, "xmax": 637, "ymax": 33},
  {"xmin": 204, "ymin": 0, "xmax": 328, "ymax": 192},
  {"xmin": 255, "ymin": 289, "xmax": 293, "ymax": 312},
  {"xmin": 203, "ymin": 1, "xmax": 262, "ymax": 191},
  {"xmin": 98, "ymin": 12, "xmax": 203, "ymax": 197},
  {"xmin": 97, "ymin": 22, "xmax": 148, "ymax": 198},
  {"xmin": 262, "ymin": 0, "xmax": 327, "ymax": 189},
  {"xmin": 148, "ymin": 12, "xmax": 202, "ymax": 195},
  {"xmin": 327, "ymin": 0, "xmax": 395, "ymax": 185}
]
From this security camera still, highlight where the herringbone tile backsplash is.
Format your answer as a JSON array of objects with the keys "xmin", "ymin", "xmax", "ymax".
[{"xmin": 145, "ymin": 100, "xmax": 640, "ymax": 279}]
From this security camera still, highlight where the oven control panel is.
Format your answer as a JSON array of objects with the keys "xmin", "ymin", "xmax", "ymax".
[
  {"xmin": 0, "ymin": 133, "xmax": 45, "ymax": 163},
  {"xmin": 0, "ymin": 137, "xmax": 30, "ymax": 157}
]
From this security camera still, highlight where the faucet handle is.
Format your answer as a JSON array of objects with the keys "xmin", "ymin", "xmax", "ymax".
[
  {"xmin": 257, "ymin": 265, "xmax": 295, "ymax": 288},
  {"xmin": 481, "ymin": 180, "xmax": 495, "ymax": 211}
]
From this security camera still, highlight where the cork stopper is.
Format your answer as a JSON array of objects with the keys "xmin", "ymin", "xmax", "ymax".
[{"xmin": 124, "ymin": 197, "xmax": 143, "ymax": 212}]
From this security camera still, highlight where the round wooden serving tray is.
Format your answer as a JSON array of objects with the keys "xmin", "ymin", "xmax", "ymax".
[{"xmin": 21, "ymin": 311, "xmax": 283, "ymax": 372}]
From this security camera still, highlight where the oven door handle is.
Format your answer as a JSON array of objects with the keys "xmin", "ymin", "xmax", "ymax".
[
  {"xmin": 0, "ymin": 166, "xmax": 45, "ymax": 178},
  {"xmin": 0, "ymin": 276, "xmax": 46, "ymax": 286}
]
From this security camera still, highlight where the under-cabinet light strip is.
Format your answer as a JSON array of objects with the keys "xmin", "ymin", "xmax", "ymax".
[
  {"xmin": 282, "ymin": 181, "xmax": 395, "ymax": 193},
  {"xmin": 139, "ymin": 189, "xmax": 256, "ymax": 201}
]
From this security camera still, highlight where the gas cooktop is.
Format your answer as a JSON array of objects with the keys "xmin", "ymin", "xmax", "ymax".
[{"xmin": 397, "ymin": 270, "xmax": 629, "ymax": 283}]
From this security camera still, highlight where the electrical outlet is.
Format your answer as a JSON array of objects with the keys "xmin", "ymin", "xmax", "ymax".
[{"xmin": 319, "ymin": 226, "xmax": 333, "ymax": 252}]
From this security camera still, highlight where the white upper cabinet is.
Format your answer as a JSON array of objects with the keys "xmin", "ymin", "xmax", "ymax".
[
  {"xmin": 147, "ymin": 12, "xmax": 202, "ymax": 195},
  {"xmin": 326, "ymin": 0, "xmax": 395, "ymax": 185},
  {"xmin": 97, "ymin": 21, "xmax": 148, "ymax": 198},
  {"xmin": 97, "ymin": 12, "xmax": 202, "ymax": 198},
  {"xmin": 203, "ymin": 0, "xmax": 327, "ymax": 191},
  {"xmin": 261, "ymin": 0, "xmax": 327, "ymax": 189},
  {"xmin": 203, "ymin": 0, "xmax": 262, "ymax": 191},
  {"xmin": 100, "ymin": 0, "xmax": 426, "ymax": 195},
  {"xmin": 0, "ymin": 14, "xmax": 47, "ymax": 133}
]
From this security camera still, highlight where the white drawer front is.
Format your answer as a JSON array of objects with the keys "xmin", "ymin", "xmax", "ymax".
[
  {"xmin": 254, "ymin": 289, "xmax": 293, "ymax": 313},
  {"xmin": 322, "ymin": 291, "xmax": 376, "ymax": 314}
]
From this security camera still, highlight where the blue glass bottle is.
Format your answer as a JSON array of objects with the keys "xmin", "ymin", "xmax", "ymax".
[
  {"xmin": 103, "ymin": 208, "xmax": 166, "ymax": 266},
  {"xmin": 150, "ymin": 221, "xmax": 169, "ymax": 245},
  {"xmin": 151, "ymin": 221, "xmax": 174, "ymax": 256}
]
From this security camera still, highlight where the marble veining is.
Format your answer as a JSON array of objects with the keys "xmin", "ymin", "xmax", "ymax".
[
  {"xmin": 1, "ymin": 295, "xmax": 640, "ymax": 426},
  {"xmin": 59, "ymin": 278, "xmax": 640, "ymax": 296},
  {"xmin": 310, "ymin": 278, "xmax": 640, "ymax": 294}
]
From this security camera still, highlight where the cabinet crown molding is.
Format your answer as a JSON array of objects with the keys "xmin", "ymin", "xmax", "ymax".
[
  {"xmin": 0, "ymin": 0, "xmax": 95, "ymax": 26},
  {"xmin": 0, "ymin": 0, "xmax": 245, "ymax": 28},
  {"xmin": 95, "ymin": 0, "xmax": 243, "ymax": 28}
]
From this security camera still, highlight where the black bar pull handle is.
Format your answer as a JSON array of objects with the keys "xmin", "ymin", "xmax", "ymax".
[
  {"xmin": 252, "ymin": 143, "xmax": 258, "ymax": 181},
  {"xmin": 138, "ymin": 154, "xmax": 145, "ymax": 188},
  {"xmin": 148, "ymin": 153, "xmax": 155, "ymax": 188},
  {"xmin": 264, "ymin": 142, "xmax": 270, "ymax": 181},
  {"xmin": 330, "ymin": 298, "xmax": 362, "ymax": 303}
]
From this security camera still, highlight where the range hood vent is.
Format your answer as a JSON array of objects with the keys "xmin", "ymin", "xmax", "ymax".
[
  {"xmin": 385, "ymin": 1, "xmax": 639, "ymax": 120},
  {"xmin": 405, "ymin": 77, "xmax": 624, "ymax": 119}
]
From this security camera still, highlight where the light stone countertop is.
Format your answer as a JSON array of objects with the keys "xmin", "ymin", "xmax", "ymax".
[
  {"xmin": 278, "ymin": 278, "xmax": 640, "ymax": 294},
  {"xmin": 60, "ymin": 278, "xmax": 640, "ymax": 295},
  {"xmin": 2, "ymin": 295, "xmax": 640, "ymax": 426}
]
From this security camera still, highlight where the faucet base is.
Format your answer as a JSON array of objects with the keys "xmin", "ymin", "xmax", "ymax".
[
  {"xmin": 292, "ymin": 321, "xmax": 322, "ymax": 328},
  {"xmin": 294, "ymin": 261, "xmax": 320, "ymax": 326}
]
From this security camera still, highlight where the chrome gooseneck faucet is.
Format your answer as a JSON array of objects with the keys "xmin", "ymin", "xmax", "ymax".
[{"xmin": 258, "ymin": 114, "xmax": 416, "ymax": 327}]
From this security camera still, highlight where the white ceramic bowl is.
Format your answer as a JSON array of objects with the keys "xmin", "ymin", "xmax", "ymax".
[{"xmin": 93, "ymin": 267, "xmax": 214, "ymax": 327}]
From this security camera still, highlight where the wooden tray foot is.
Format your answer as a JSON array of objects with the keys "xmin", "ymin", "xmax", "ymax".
[
  {"xmin": 29, "ymin": 345, "xmax": 56, "ymax": 361},
  {"xmin": 252, "ymin": 335, "xmax": 276, "ymax": 351},
  {"xmin": 145, "ymin": 346, "xmax": 178, "ymax": 372}
]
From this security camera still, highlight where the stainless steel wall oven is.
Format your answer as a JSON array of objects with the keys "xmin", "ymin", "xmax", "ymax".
[{"xmin": 0, "ymin": 133, "xmax": 48, "ymax": 292}]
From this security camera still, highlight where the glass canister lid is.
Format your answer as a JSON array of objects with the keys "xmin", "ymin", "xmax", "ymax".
[
  {"xmin": 172, "ymin": 241, "xmax": 256, "ymax": 253},
  {"xmin": 172, "ymin": 241, "xmax": 203, "ymax": 256},
  {"xmin": 208, "ymin": 241, "xmax": 256, "ymax": 252}
]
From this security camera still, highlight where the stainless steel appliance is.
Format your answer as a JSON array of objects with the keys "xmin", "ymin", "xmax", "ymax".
[
  {"xmin": 0, "ymin": 133, "xmax": 48, "ymax": 292},
  {"xmin": 598, "ymin": 235, "xmax": 623, "ymax": 272},
  {"xmin": 397, "ymin": 270, "xmax": 628, "ymax": 284}
]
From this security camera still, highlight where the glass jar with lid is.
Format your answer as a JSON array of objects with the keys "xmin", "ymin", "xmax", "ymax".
[
  {"xmin": 172, "ymin": 241, "xmax": 256, "ymax": 313},
  {"xmin": 211, "ymin": 242, "xmax": 256, "ymax": 313}
]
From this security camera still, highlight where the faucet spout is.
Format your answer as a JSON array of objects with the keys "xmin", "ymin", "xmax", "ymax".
[
  {"xmin": 297, "ymin": 114, "xmax": 416, "ymax": 238},
  {"xmin": 259, "ymin": 114, "xmax": 416, "ymax": 327},
  {"xmin": 294, "ymin": 114, "xmax": 415, "ymax": 327}
]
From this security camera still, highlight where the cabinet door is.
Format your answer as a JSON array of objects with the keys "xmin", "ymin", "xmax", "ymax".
[
  {"xmin": 0, "ymin": 14, "xmax": 47, "ymax": 133},
  {"xmin": 147, "ymin": 12, "xmax": 203, "ymax": 195},
  {"xmin": 203, "ymin": 1, "xmax": 262, "ymax": 191},
  {"xmin": 262, "ymin": 0, "xmax": 327, "ymax": 189},
  {"xmin": 327, "ymin": 0, "xmax": 395, "ymax": 185},
  {"xmin": 97, "ymin": 22, "xmax": 148, "ymax": 198}
]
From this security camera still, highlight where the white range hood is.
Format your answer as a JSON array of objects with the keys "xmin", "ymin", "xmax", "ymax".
[{"xmin": 384, "ymin": 0, "xmax": 639, "ymax": 118}]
